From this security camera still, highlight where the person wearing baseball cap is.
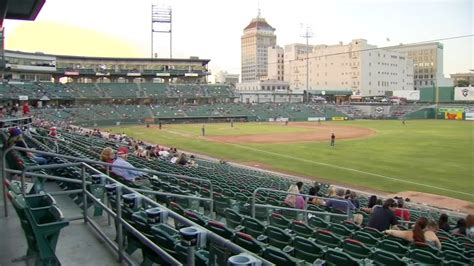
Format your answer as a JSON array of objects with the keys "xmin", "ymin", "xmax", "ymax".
[{"xmin": 111, "ymin": 146, "xmax": 150, "ymax": 186}]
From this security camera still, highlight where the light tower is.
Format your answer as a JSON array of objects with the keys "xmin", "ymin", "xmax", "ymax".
[
  {"xmin": 300, "ymin": 24, "xmax": 313, "ymax": 102},
  {"xmin": 151, "ymin": 4, "xmax": 172, "ymax": 59}
]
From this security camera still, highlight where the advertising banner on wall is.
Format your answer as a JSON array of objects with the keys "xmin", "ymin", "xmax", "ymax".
[
  {"xmin": 445, "ymin": 112, "xmax": 463, "ymax": 120},
  {"xmin": 392, "ymin": 90, "xmax": 420, "ymax": 101},
  {"xmin": 308, "ymin": 117, "xmax": 326, "ymax": 121},
  {"xmin": 454, "ymin": 87, "xmax": 474, "ymax": 101},
  {"xmin": 465, "ymin": 113, "xmax": 474, "ymax": 121},
  {"xmin": 332, "ymin": 117, "xmax": 347, "ymax": 121}
]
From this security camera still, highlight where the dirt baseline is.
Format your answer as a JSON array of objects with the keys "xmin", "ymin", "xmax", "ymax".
[{"xmin": 206, "ymin": 123, "xmax": 376, "ymax": 144}]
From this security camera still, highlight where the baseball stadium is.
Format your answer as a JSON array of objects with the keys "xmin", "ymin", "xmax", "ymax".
[{"xmin": 1, "ymin": 1, "xmax": 473, "ymax": 266}]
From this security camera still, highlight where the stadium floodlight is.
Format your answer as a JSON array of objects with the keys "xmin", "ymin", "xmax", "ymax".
[{"xmin": 151, "ymin": 4, "xmax": 172, "ymax": 59}]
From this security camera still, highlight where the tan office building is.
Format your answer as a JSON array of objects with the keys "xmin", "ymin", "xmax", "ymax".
[{"xmin": 241, "ymin": 16, "xmax": 277, "ymax": 82}]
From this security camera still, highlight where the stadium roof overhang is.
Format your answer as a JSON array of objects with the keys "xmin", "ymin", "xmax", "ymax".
[{"xmin": 0, "ymin": 0, "xmax": 45, "ymax": 26}]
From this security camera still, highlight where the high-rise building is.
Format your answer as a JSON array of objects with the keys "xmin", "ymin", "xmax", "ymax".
[
  {"xmin": 391, "ymin": 42, "xmax": 444, "ymax": 89},
  {"xmin": 215, "ymin": 71, "xmax": 240, "ymax": 86},
  {"xmin": 450, "ymin": 72, "xmax": 473, "ymax": 87},
  {"xmin": 241, "ymin": 16, "xmax": 276, "ymax": 82},
  {"xmin": 280, "ymin": 39, "xmax": 414, "ymax": 96}
]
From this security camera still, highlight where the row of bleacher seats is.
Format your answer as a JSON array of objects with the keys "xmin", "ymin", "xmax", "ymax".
[
  {"xmin": 0, "ymin": 82, "xmax": 235, "ymax": 100},
  {"xmin": 30, "ymin": 103, "xmax": 348, "ymax": 125},
  {"xmin": 4, "ymin": 127, "xmax": 472, "ymax": 265}
]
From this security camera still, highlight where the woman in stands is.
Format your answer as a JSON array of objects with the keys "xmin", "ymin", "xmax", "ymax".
[
  {"xmin": 437, "ymin": 213, "xmax": 451, "ymax": 232},
  {"xmin": 361, "ymin": 195, "xmax": 378, "ymax": 213},
  {"xmin": 385, "ymin": 217, "xmax": 442, "ymax": 249},
  {"xmin": 100, "ymin": 147, "xmax": 115, "ymax": 164},
  {"xmin": 452, "ymin": 218, "xmax": 467, "ymax": 235},
  {"xmin": 284, "ymin": 185, "xmax": 305, "ymax": 209}
]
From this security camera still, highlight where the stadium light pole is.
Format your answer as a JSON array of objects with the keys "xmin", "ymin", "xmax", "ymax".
[{"xmin": 300, "ymin": 25, "xmax": 313, "ymax": 103}]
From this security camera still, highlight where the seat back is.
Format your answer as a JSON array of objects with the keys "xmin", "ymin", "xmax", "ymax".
[
  {"xmin": 376, "ymin": 239, "xmax": 409, "ymax": 258},
  {"xmin": 225, "ymin": 208, "xmax": 243, "ymax": 229},
  {"xmin": 314, "ymin": 230, "xmax": 342, "ymax": 248},
  {"xmin": 269, "ymin": 212, "xmax": 291, "ymax": 230},
  {"xmin": 324, "ymin": 248, "xmax": 360, "ymax": 266},
  {"xmin": 371, "ymin": 249, "xmax": 407, "ymax": 266},
  {"xmin": 292, "ymin": 236, "xmax": 325, "ymax": 263},
  {"xmin": 329, "ymin": 223, "xmax": 353, "ymax": 238},
  {"xmin": 290, "ymin": 220, "xmax": 313, "ymax": 238},
  {"xmin": 266, "ymin": 226, "xmax": 292, "ymax": 249},
  {"xmin": 242, "ymin": 216, "xmax": 266, "ymax": 238},
  {"xmin": 308, "ymin": 216, "xmax": 330, "ymax": 230},
  {"xmin": 341, "ymin": 239, "xmax": 371, "ymax": 259},
  {"xmin": 233, "ymin": 232, "xmax": 265, "ymax": 255},
  {"xmin": 263, "ymin": 246, "xmax": 304, "ymax": 266},
  {"xmin": 351, "ymin": 231, "xmax": 378, "ymax": 247},
  {"xmin": 408, "ymin": 249, "xmax": 443, "ymax": 265},
  {"xmin": 206, "ymin": 220, "xmax": 234, "ymax": 240}
]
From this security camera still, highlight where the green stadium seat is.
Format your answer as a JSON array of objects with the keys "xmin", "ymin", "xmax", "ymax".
[
  {"xmin": 265, "ymin": 225, "xmax": 293, "ymax": 249},
  {"xmin": 408, "ymin": 249, "xmax": 443, "ymax": 265},
  {"xmin": 263, "ymin": 246, "xmax": 306, "ymax": 266},
  {"xmin": 232, "ymin": 232, "xmax": 266, "ymax": 255},
  {"xmin": 341, "ymin": 239, "xmax": 372, "ymax": 259},
  {"xmin": 308, "ymin": 216, "xmax": 330, "ymax": 230},
  {"xmin": 291, "ymin": 236, "xmax": 325, "ymax": 263},
  {"xmin": 206, "ymin": 220, "xmax": 234, "ymax": 240},
  {"xmin": 314, "ymin": 230, "xmax": 342, "ymax": 248},
  {"xmin": 269, "ymin": 212, "xmax": 291, "ymax": 230},
  {"xmin": 329, "ymin": 223, "xmax": 353, "ymax": 238},
  {"xmin": 370, "ymin": 249, "xmax": 407, "ymax": 266},
  {"xmin": 241, "ymin": 216, "xmax": 266, "ymax": 238},
  {"xmin": 324, "ymin": 248, "xmax": 361, "ymax": 266},
  {"xmin": 442, "ymin": 250, "xmax": 473, "ymax": 265},
  {"xmin": 351, "ymin": 231, "xmax": 379, "ymax": 247},
  {"xmin": 225, "ymin": 208, "xmax": 244, "ymax": 229},
  {"xmin": 290, "ymin": 220, "xmax": 314, "ymax": 238},
  {"xmin": 376, "ymin": 239, "xmax": 409, "ymax": 258}
]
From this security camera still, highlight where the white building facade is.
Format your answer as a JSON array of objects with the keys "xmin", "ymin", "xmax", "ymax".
[
  {"xmin": 215, "ymin": 71, "xmax": 239, "ymax": 86},
  {"xmin": 241, "ymin": 17, "xmax": 277, "ymax": 82},
  {"xmin": 274, "ymin": 39, "xmax": 414, "ymax": 96},
  {"xmin": 267, "ymin": 46, "xmax": 284, "ymax": 81}
]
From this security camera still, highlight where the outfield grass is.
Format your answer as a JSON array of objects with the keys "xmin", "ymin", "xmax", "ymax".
[{"xmin": 106, "ymin": 120, "xmax": 474, "ymax": 202}]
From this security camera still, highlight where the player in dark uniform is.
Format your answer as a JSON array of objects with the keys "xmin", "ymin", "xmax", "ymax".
[{"xmin": 331, "ymin": 133, "xmax": 335, "ymax": 146}]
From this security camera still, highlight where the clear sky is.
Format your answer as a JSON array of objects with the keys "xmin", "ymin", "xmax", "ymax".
[{"xmin": 3, "ymin": 0, "xmax": 473, "ymax": 78}]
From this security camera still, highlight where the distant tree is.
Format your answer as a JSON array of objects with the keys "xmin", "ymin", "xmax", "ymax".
[{"xmin": 457, "ymin": 80, "xmax": 470, "ymax": 87}]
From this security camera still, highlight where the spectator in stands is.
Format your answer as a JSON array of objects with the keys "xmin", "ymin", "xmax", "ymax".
[
  {"xmin": 465, "ymin": 214, "xmax": 474, "ymax": 239},
  {"xmin": 100, "ymin": 147, "xmax": 115, "ymax": 164},
  {"xmin": 327, "ymin": 186, "xmax": 337, "ymax": 198},
  {"xmin": 176, "ymin": 153, "xmax": 188, "ymax": 166},
  {"xmin": 159, "ymin": 148, "xmax": 170, "ymax": 157},
  {"xmin": 394, "ymin": 197, "xmax": 411, "ymax": 222},
  {"xmin": 452, "ymin": 218, "xmax": 467, "ymax": 235},
  {"xmin": 296, "ymin": 181, "xmax": 303, "ymax": 193},
  {"xmin": 22, "ymin": 102, "xmax": 30, "ymax": 116},
  {"xmin": 308, "ymin": 182, "xmax": 325, "ymax": 205},
  {"xmin": 284, "ymin": 185, "xmax": 305, "ymax": 209},
  {"xmin": 170, "ymin": 154, "xmax": 179, "ymax": 164},
  {"xmin": 367, "ymin": 198, "xmax": 399, "ymax": 231},
  {"xmin": 344, "ymin": 189, "xmax": 351, "ymax": 199},
  {"xmin": 326, "ymin": 188, "xmax": 356, "ymax": 213},
  {"xmin": 349, "ymin": 191, "xmax": 360, "ymax": 209},
  {"xmin": 188, "ymin": 155, "xmax": 198, "ymax": 168},
  {"xmin": 7, "ymin": 127, "xmax": 48, "ymax": 165},
  {"xmin": 353, "ymin": 213, "xmax": 364, "ymax": 226},
  {"xmin": 385, "ymin": 217, "xmax": 441, "ymax": 249},
  {"xmin": 112, "ymin": 147, "xmax": 149, "ymax": 186},
  {"xmin": 437, "ymin": 213, "xmax": 451, "ymax": 232}
]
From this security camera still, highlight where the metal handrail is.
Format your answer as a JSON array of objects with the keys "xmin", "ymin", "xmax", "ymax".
[
  {"xmin": 252, "ymin": 187, "xmax": 353, "ymax": 222},
  {"xmin": 1, "ymin": 146, "xmax": 273, "ymax": 265},
  {"xmin": 2, "ymin": 146, "xmax": 215, "ymax": 217}
]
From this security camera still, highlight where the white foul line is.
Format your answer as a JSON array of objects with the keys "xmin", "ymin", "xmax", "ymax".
[{"xmin": 163, "ymin": 129, "xmax": 472, "ymax": 198}]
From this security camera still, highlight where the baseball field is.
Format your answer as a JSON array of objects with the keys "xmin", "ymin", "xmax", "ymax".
[{"xmin": 105, "ymin": 120, "xmax": 473, "ymax": 203}]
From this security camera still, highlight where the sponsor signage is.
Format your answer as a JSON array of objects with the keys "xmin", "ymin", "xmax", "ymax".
[
  {"xmin": 185, "ymin": 73, "xmax": 198, "ymax": 77},
  {"xmin": 65, "ymin": 71, "xmax": 79, "ymax": 76},
  {"xmin": 375, "ymin": 106, "xmax": 384, "ymax": 113},
  {"xmin": 454, "ymin": 87, "xmax": 474, "ymax": 101},
  {"xmin": 465, "ymin": 112, "xmax": 474, "ymax": 121},
  {"xmin": 156, "ymin": 73, "xmax": 171, "ymax": 77},
  {"xmin": 308, "ymin": 117, "xmax": 326, "ymax": 121},
  {"xmin": 19, "ymin": 95, "xmax": 28, "ymax": 100},
  {"xmin": 332, "ymin": 117, "xmax": 347, "ymax": 121},
  {"xmin": 127, "ymin": 72, "xmax": 141, "ymax": 77},
  {"xmin": 438, "ymin": 108, "xmax": 465, "ymax": 113},
  {"xmin": 96, "ymin": 72, "xmax": 110, "ymax": 76}
]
